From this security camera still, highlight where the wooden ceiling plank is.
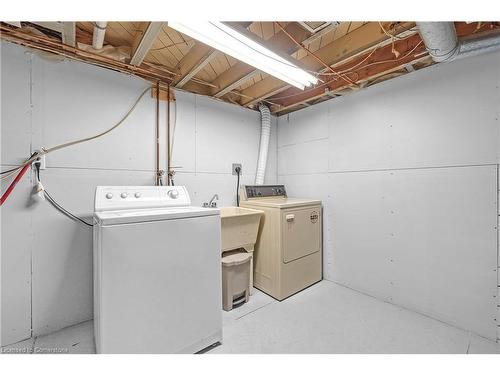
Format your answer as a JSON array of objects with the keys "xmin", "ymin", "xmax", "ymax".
[
  {"xmin": 215, "ymin": 70, "xmax": 261, "ymax": 98},
  {"xmin": 239, "ymin": 22, "xmax": 415, "ymax": 107},
  {"xmin": 271, "ymin": 33, "xmax": 427, "ymax": 112},
  {"xmin": 174, "ymin": 44, "xmax": 218, "ymax": 88},
  {"xmin": 172, "ymin": 22, "xmax": 254, "ymax": 89},
  {"xmin": 130, "ymin": 22, "xmax": 164, "ymax": 66},
  {"xmin": 211, "ymin": 22, "xmax": 312, "ymax": 98}
]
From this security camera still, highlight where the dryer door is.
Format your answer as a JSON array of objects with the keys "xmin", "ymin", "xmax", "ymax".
[{"xmin": 282, "ymin": 206, "xmax": 321, "ymax": 263}]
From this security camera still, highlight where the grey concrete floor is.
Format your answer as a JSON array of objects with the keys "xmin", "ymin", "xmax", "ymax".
[{"xmin": 2, "ymin": 280, "xmax": 499, "ymax": 354}]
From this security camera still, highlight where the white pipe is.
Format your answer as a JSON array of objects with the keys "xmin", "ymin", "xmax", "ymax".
[
  {"xmin": 92, "ymin": 22, "xmax": 108, "ymax": 50},
  {"xmin": 255, "ymin": 104, "xmax": 271, "ymax": 185},
  {"xmin": 417, "ymin": 22, "xmax": 500, "ymax": 63}
]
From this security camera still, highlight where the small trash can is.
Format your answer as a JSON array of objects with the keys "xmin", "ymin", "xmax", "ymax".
[{"xmin": 221, "ymin": 250, "xmax": 252, "ymax": 311}]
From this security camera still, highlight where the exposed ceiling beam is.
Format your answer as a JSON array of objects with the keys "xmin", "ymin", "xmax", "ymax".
[
  {"xmin": 238, "ymin": 22, "xmax": 416, "ymax": 107},
  {"xmin": 130, "ymin": 22, "xmax": 164, "ymax": 66},
  {"xmin": 172, "ymin": 22, "xmax": 253, "ymax": 89},
  {"xmin": 211, "ymin": 22, "xmax": 312, "ymax": 98},
  {"xmin": 62, "ymin": 22, "xmax": 76, "ymax": 47},
  {"xmin": 270, "ymin": 21, "xmax": 489, "ymax": 113},
  {"xmin": 173, "ymin": 44, "xmax": 217, "ymax": 88},
  {"xmin": 270, "ymin": 33, "xmax": 427, "ymax": 112}
]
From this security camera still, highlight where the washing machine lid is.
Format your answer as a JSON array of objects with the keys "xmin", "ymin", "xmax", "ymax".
[
  {"xmin": 243, "ymin": 197, "xmax": 321, "ymax": 209},
  {"xmin": 94, "ymin": 206, "xmax": 219, "ymax": 225}
]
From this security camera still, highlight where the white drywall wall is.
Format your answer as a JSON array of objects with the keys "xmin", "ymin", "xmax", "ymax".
[
  {"xmin": 0, "ymin": 41, "xmax": 277, "ymax": 346},
  {"xmin": 277, "ymin": 51, "xmax": 500, "ymax": 340}
]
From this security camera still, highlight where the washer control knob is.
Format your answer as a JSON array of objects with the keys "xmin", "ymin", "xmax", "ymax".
[
  {"xmin": 168, "ymin": 189, "xmax": 179, "ymax": 199},
  {"xmin": 120, "ymin": 192, "xmax": 128, "ymax": 199},
  {"xmin": 134, "ymin": 192, "xmax": 141, "ymax": 198},
  {"xmin": 105, "ymin": 193, "xmax": 113, "ymax": 199}
]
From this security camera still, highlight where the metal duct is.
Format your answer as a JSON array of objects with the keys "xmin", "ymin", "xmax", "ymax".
[{"xmin": 417, "ymin": 22, "xmax": 500, "ymax": 62}]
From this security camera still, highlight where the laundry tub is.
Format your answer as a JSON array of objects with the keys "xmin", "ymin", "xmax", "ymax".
[{"xmin": 220, "ymin": 206, "xmax": 263, "ymax": 293}]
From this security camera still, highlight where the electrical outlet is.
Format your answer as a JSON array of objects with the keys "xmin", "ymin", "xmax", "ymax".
[{"xmin": 232, "ymin": 163, "xmax": 242, "ymax": 175}]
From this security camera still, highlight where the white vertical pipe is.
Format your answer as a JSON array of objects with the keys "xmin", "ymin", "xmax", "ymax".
[
  {"xmin": 255, "ymin": 104, "xmax": 271, "ymax": 185},
  {"xmin": 92, "ymin": 22, "xmax": 108, "ymax": 50}
]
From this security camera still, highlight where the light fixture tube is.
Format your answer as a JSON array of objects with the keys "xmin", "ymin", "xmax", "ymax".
[{"xmin": 168, "ymin": 21, "xmax": 318, "ymax": 90}]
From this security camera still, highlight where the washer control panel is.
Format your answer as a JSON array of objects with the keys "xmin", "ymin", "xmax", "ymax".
[
  {"xmin": 242, "ymin": 185, "xmax": 287, "ymax": 200},
  {"xmin": 95, "ymin": 186, "xmax": 191, "ymax": 212}
]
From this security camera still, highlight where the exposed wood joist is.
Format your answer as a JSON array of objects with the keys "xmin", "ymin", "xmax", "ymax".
[
  {"xmin": 211, "ymin": 22, "xmax": 312, "ymax": 98},
  {"xmin": 62, "ymin": 22, "xmax": 76, "ymax": 47},
  {"xmin": 174, "ymin": 44, "xmax": 218, "ymax": 88},
  {"xmin": 238, "ymin": 22, "xmax": 415, "ymax": 107},
  {"xmin": 173, "ymin": 22, "xmax": 253, "ymax": 89},
  {"xmin": 0, "ymin": 24, "xmax": 176, "ymax": 87},
  {"xmin": 130, "ymin": 22, "xmax": 164, "ymax": 66},
  {"xmin": 270, "ymin": 21, "xmax": 492, "ymax": 113},
  {"xmin": 269, "ymin": 33, "xmax": 427, "ymax": 112}
]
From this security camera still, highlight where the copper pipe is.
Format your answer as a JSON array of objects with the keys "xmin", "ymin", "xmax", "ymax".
[
  {"xmin": 155, "ymin": 81, "xmax": 160, "ymax": 186},
  {"xmin": 167, "ymin": 84, "xmax": 172, "ymax": 186}
]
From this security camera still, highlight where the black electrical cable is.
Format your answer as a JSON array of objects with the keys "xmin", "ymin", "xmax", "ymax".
[
  {"xmin": 1, "ymin": 152, "xmax": 39, "ymax": 174},
  {"xmin": 235, "ymin": 167, "xmax": 241, "ymax": 207},
  {"xmin": 35, "ymin": 162, "xmax": 93, "ymax": 227},
  {"xmin": 43, "ymin": 190, "xmax": 93, "ymax": 227},
  {"xmin": 1, "ymin": 166, "xmax": 22, "ymax": 175}
]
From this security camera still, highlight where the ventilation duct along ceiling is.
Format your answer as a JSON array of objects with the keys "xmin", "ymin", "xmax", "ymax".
[{"xmin": 417, "ymin": 22, "xmax": 500, "ymax": 62}]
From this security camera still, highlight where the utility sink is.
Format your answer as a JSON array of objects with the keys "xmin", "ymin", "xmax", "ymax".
[
  {"xmin": 220, "ymin": 207, "xmax": 263, "ymax": 253},
  {"xmin": 220, "ymin": 206, "xmax": 263, "ymax": 294}
]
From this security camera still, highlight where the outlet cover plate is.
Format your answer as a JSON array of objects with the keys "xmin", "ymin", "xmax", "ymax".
[{"xmin": 232, "ymin": 163, "xmax": 242, "ymax": 175}]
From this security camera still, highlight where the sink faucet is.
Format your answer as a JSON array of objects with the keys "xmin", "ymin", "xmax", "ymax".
[{"xmin": 203, "ymin": 194, "xmax": 219, "ymax": 208}]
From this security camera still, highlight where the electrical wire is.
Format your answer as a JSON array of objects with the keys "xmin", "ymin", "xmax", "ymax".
[
  {"xmin": 274, "ymin": 22, "xmax": 358, "ymax": 88},
  {"xmin": 7, "ymin": 87, "xmax": 151, "ymax": 173},
  {"xmin": 1, "ymin": 152, "xmax": 39, "ymax": 180},
  {"xmin": 34, "ymin": 162, "xmax": 92, "ymax": 227},
  {"xmin": 268, "ymin": 40, "xmax": 424, "ymax": 102},
  {"xmin": 235, "ymin": 167, "xmax": 241, "ymax": 207},
  {"xmin": 1, "ymin": 166, "xmax": 23, "ymax": 175},
  {"xmin": 210, "ymin": 22, "xmax": 324, "ymax": 78},
  {"xmin": 43, "ymin": 190, "xmax": 93, "ymax": 227},
  {"xmin": 378, "ymin": 22, "xmax": 407, "ymax": 40}
]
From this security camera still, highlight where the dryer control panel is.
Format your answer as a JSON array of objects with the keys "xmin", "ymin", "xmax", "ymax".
[
  {"xmin": 94, "ymin": 186, "xmax": 191, "ymax": 212},
  {"xmin": 241, "ymin": 185, "xmax": 287, "ymax": 200}
]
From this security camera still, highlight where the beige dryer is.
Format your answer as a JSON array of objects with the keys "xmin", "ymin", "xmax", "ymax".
[{"xmin": 240, "ymin": 185, "xmax": 322, "ymax": 300}]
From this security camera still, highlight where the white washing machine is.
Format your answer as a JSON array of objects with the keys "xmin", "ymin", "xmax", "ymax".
[{"xmin": 93, "ymin": 186, "xmax": 222, "ymax": 354}]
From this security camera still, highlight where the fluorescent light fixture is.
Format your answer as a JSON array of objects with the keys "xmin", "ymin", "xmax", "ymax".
[{"xmin": 168, "ymin": 21, "xmax": 318, "ymax": 90}]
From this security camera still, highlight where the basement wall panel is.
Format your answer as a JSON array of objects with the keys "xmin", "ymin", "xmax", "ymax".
[
  {"xmin": 278, "ymin": 51, "xmax": 500, "ymax": 340},
  {"xmin": 328, "ymin": 52, "xmax": 500, "ymax": 172},
  {"xmin": 1, "ymin": 45, "xmax": 33, "ymax": 346},
  {"xmin": 329, "ymin": 166, "xmax": 498, "ymax": 339},
  {"xmin": 0, "ymin": 41, "xmax": 278, "ymax": 345}
]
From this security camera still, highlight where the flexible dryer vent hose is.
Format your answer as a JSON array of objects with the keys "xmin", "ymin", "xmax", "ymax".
[{"xmin": 255, "ymin": 104, "xmax": 271, "ymax": 185}]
